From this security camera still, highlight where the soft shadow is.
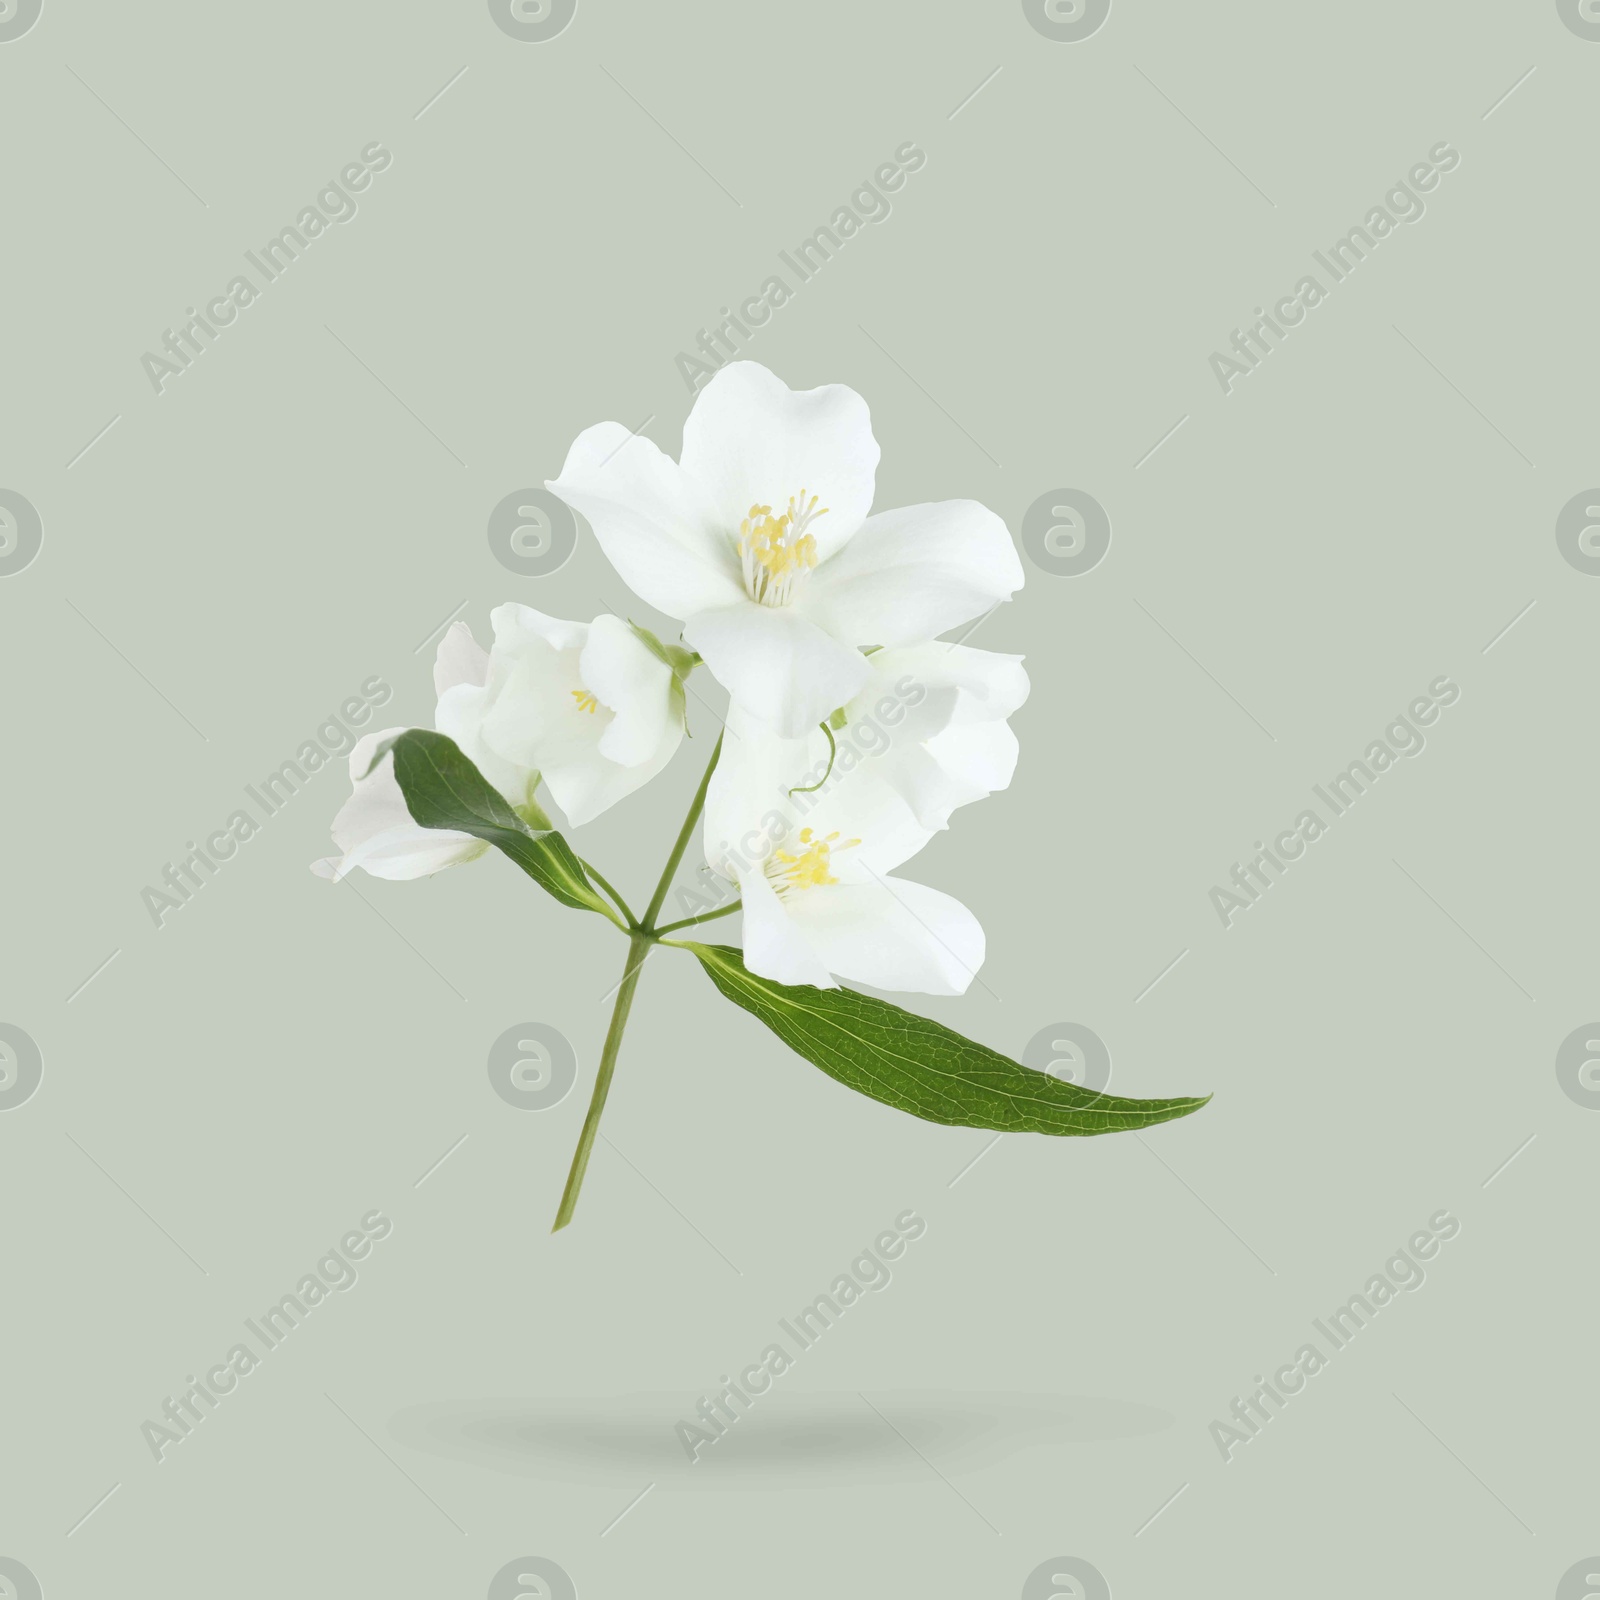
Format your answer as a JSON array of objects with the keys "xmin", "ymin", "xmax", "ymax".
[{"xmin": 388, "ymin": 1391, "xmax": 1172, "ymax": 1489}]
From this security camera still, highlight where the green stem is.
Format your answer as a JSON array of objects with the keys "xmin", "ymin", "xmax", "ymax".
[
  {"xmin": 641, "ymin": 732, "xmax": 723, "ymax": 932},
  {"xmin": 551, "ymin": 734, "xmax": 725, "ymax": 1233},
  {"xmin": 653, "ymin": 900, "xmax": 741, "ymax": 936},
  {"xmin": 551, "ymin": 930, "xmax": 652, "ymax": 1232}
]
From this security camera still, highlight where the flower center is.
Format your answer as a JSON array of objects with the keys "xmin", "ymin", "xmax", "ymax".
[
  {"xmin": 571, "ymin": 688, "xmax": 599, "ymax": 714},
  {"xmin": 738, "ymin": 490, "xmax": 827, "ymax": 607},
  {"xmin": 765, "ymin": 827, "xmax": 859, "ymax": 896}
]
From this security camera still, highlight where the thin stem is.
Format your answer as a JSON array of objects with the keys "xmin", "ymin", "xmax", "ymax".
[
  {"xmin": 579, "ymin": 858, "xmax": 638, "ymax": 929},
  {"xmin": 653, "ymin": 901, "xmax": 741, "ymax": 937},
  {"xmin": 641, "ymin": 732, "xmax": 723, "ymax": 931},
  {"xmin": 551, "ymin": 930, "xmax": 652, "ymax": 1232},
  {"xmin": 551, "ymin": 734, "xmax": 726, "ymax": 1232}
]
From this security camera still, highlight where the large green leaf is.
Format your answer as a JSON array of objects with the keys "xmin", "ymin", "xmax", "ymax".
[
  {"xmin": 686, "ymin": 942, "xmax": 1210, "ymax": 1135},
  {"xmin": 373, "ymin": 729, "xmax": 609, "ymax": 917}
]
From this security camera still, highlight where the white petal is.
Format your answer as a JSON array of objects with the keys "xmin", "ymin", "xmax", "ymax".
[
  {"xmin": 432, "ymin": 619, "xmax": 488, "ymax": 698},
  {"xmin": 842, "ymin": 643, "xmax": 1029, "ymax": 829},
  {"xmin": 474, "ymin": 605, "xmax": 591, "ymax": 775},
  {"xmin": 785, "ymin": 877, "xmax": 985, "ymax": 995},
  {"xmin": 312, "ymin": 728, "xmax": 486, "ymax": 881},
  {"xmin": 680, "ymin": 362, "xmax": 879, "ymax": 561},
  {"xmin": 581, "ymin": 614, "xmax": 677, "ymax": 769},
  {"xmin": 703, "ymin": 714, "xmax": 808, "ymax": 880},
  {"xmin": 737, "ymin": 867, "xmax": 835, "ymax": 989},
  {"xmin": 684, "ymin": 602, "xmax": 867, "ymax": 738},
  {"xmin": 803, "ymin": 500, "xmax": 1024, "ymax": 646},
  {"xmin": 547, "ymin": 423, "xmax": 743, "ymax": 619}
]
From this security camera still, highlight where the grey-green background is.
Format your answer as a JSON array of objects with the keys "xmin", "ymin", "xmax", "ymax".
[{"xmin": 3, "ymin": 1, "xmax": 1595, "ymax": 1595}]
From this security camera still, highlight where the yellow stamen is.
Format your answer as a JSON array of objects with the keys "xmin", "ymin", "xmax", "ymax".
[
  {"xmin": 738, "ymin": 489, "xmax": 828, "ymax": 607},
  {"xmin": 766, "ymin": 826, "xmax": 860, "ymax": 896},
  {"xmin": 571, "ymin": 689, "xmax": 599, "ymax": 714}
]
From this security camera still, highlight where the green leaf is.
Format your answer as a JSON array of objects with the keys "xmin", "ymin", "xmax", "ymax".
[
  {"xmin": 685, "ymin": 942, "xmax": 1210, "ymax": 1136},
  {"xmin": 375, "ymin": 729, "xmax": 611, "ymax": 917}
]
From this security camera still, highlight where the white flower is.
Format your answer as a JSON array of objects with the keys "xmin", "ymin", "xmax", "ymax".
[
  {"xmin": 546, "ymin": 361, "xmax": 1024, "ymax": 738},
  {"xmin": 456, "ymin": 604, "xmax": 684, "ymax": 827},
  {"xmin": 313, "ymin": 609, "xmax": 683, "ymax": 881},
  {"xmin": 701, "ymin": 714, "xmax": 988, "ymax": 995},
  {"xmin": 809, "ymin": 642, "xmax": 1029, "ymax": 832}
]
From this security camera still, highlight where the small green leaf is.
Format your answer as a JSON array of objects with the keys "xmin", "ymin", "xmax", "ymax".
[
  {"xmin": 629, "ymin": 620, "xmax": 700, "ymax": 679},
  {"xmin": 686, "ymin": 943, "xmax": 1210, "ymax": 1136},
  {"xmin": 378, "ymin": 729, "xmax": 611, "ymax": 917}
]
